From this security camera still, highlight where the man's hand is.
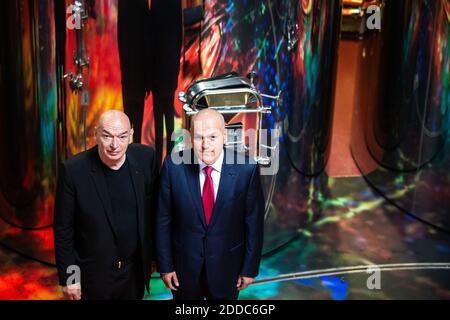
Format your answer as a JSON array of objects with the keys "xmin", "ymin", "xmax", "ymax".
[
  {"xmin": 161, "ymin": 271, "xmax": 179, "ymax": 291},
  {"xmin": 236, "ymin": 275, "xmax": 254, "ymax": 291},
  {"xmin": 62, "ymin": 283, "xmax": 82, "ymax": 300}
]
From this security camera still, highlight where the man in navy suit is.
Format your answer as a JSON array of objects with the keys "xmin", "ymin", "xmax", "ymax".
[{"xmin": 155, "ymin": 108, "xmax": 265, "ymax": 300}]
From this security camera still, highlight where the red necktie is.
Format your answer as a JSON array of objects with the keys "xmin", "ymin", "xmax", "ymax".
[{"xmin": 202, "ymin": 166, "xmax": 215, "ymax": 225}]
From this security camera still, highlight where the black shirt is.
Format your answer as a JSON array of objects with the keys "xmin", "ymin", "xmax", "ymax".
[{"xmin": 103, "ymin": 159, "xmax": 139, "ymax": 259}]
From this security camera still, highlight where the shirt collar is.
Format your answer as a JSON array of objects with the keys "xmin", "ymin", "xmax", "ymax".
[{"xmin": 199, "ymin": 149, "xmax": 224, "ymax": 173}]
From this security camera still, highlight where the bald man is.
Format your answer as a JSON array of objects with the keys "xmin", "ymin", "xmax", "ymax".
[
  {"xmin": 155, "ymin": 109, "xmax": 265, "ymax": 300},
  {"xmin": 54, "ymin": 110, "xmax": 159, "ymax": 300}
]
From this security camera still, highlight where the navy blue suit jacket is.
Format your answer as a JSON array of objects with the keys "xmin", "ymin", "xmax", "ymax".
[{"xmin": 155, "ymin": 148, "xmax": 265, "ymax": 297}]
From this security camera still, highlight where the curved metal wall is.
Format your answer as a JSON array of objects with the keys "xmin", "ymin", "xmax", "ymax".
[
  {"xmin": 284, "ymin": 0, "xmax": 341, "ymax": 176},
  {"xmin": 352, "ymin": 0, "xmax": 450, "ymax": 231},
  {"xmin": 371, "ymin": 0, "xmax": 449, "ymax": 171},
  {"xmin": 0, "ymin": 0, "xmax": 59, "ymax": 230}
]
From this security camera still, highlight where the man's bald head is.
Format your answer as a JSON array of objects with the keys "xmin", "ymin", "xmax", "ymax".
[
  {"xmin": 191, "ymin": 108, "xmax": 225, "ymax": 132},
  {"xmin": 95, "ymin": 110, "xmax": 133, "ymax": 169},
  {"xmin": 97, "ymin": 109, "xmax": 131, "ymax": 131},
  {"xmin": 191, "ymin": 108, "xmax": 226, "ymax": 165}
]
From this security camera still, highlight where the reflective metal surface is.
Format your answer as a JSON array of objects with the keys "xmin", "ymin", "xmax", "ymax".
[
  {"xmin": 371, "ymin": 0, "xmax": 449, "ymax": 171},
  {"xmin": 182, "ymin": 74, "xmax": 261, "ymax": 109},
  {"xmin": 284, "ymin": 0, "xmax": 342, "ymax": 176},
  {"xmin": 0, "ymin": 0, "xmax": 59, "ymax": 230},
  {"xmin": 351, "ymin": 0, "xmax": 450, "ymax": 231}
]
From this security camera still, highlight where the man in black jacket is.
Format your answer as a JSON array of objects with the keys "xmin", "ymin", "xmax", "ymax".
[{"xmin": 54, "ymin": 110, "xmax": 158, "ymax": 300}]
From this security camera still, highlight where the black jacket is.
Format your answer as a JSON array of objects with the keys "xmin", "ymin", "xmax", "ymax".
[{"xmin": 53, "ymin": 144, "xmax": 158, "ymax": 296}]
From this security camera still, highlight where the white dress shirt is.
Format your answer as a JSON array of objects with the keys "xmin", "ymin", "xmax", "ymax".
[{"xmin": 198, "ymin": 150, "xmax": 224, "ymax": 201}]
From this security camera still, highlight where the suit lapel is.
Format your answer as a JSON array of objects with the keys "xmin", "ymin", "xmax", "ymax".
[
  {"xmin": 127, "ymin": 152, "xmax": 145, "ymax": 243},
  {"xmin": 184, "ymin": 151, "xmax": 207, "ymax": 229},
  {"xmin": 89, "ymin": 149, "xmax": 118, "ymax": 240}
]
